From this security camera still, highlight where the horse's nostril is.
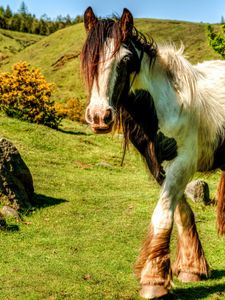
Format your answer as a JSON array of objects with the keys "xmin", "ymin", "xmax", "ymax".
[
  {"xmin": 85, "ymin": 107, "xmax": 93, "ymax": 124},
  {"xmin": 93, "ymin": 113, "xmax": 100, "ymax": 124},
  {"xmin": 103, "ymin": 109, "xmax": 113, "ymax": 125}
]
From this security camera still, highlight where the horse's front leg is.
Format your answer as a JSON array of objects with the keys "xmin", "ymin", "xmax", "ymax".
[
  {"xmin": 135, "ymin": 151, "xmax": 196, "ymax": 299},
  {"xmin": 173, "ymin": 196, "xmax": 210, "ymax": 281}
]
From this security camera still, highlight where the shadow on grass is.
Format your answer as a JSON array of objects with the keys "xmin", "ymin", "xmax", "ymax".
[
  {"xmin": 161, "ymin": 274, "xmax": 225, "ymax": 300},
  {"xmin": 58, "ymin": 128, "xmax": 91, "ymax": 136},
  {"xmin": 171, "ymin": 283, "xmax": 225, "ymax": 300},
  {"xmin": 211, "ymin": 269, "xmax": 225, "ymax": 279},
  {"xmin": 1, "ymin": 194, "xmax": 68, "ymax": 232},
  {"xmin": 0, "ymin": 224, "xmax": 19, "ymax": 232},
  {"xmin": 31, "ymin": 193, "xmax": 68, "ymax": 210}
]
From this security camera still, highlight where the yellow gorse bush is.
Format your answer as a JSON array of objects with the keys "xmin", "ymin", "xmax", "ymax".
[
  {"xmin": 55, "ymin": 98, "xmax": 85, "ymax": 123},
  {"xmin": 0, "ymin": 62, "xmax": 62, "ymax": 129}
]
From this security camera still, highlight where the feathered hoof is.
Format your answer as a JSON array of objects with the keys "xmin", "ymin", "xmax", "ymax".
[
  {"xmin": 177, "ymin": 271, "xmax": 201, "ymax": 283},
  {"xmin": 140, "ymin": 284, "xmax": 169, "ymax": 299}
]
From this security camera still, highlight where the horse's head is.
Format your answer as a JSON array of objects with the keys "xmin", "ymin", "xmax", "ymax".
[{"xmin": 81, "ymin": 7, "xmax": 142, "ymax": 133}]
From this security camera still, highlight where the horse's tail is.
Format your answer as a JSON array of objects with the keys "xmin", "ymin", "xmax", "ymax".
[{"xmin": 217, "ymin": 172, "xmax": 225, "ymax": 235}]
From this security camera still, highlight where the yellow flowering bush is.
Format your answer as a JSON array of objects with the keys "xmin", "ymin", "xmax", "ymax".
[
  {"xmin": 55, "ymin": 98, "xmax": 85, "ymax": 123},
  {"xmin": 0, "ymin": 62, "xmax": 62, "ymax": 129}
]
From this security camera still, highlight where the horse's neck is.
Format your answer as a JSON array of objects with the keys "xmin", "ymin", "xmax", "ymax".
[{"xmin": 132, "ymin": 52, "xmax": 185, "ymax": 137}]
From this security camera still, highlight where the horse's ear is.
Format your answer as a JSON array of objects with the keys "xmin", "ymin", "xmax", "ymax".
[
  {"xmin": 84, "ymin": 6, "xmax": 98, "ymax": 32},
  {"xmin": 120, "ymin": 8, "xmax": 133, "ymax": 40}
]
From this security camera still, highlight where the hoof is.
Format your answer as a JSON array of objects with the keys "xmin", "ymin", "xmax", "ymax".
[
  {"xmin": 140, "ymin": 284, "xmax": 168, "ymax": 299},
  {"xmin": 177, "ymin": 271, "xmax": 201, "ymax": 283}
]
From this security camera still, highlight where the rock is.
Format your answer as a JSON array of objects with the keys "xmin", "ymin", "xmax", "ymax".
[
  {"xmin": 185, "ymin": 180, "xmax": 210, "ymax": 205},
  {"xmin": 0, "ymin": 138, "xmax": 34, "ymax": 210},
  {"xmin": 95, "ymin": 161, "xmax": 113, "ymax": 169},
  {"xmin": 83, "ymin": 274, "xmax": 92, "ymax": 281},
  {"xmin": 1, "ymin": 206, "xmax": 21, "ymax": 221}
]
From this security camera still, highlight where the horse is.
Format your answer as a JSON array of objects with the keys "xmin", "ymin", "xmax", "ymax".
[{"xmin": 81, "ymin": 7, "xmax": 225, "ymax": 299}]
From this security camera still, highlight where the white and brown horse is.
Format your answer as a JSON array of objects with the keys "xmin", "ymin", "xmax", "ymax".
[{"xmin": 81, "ymin": 7, "xmax": 225, "ymax": 299}]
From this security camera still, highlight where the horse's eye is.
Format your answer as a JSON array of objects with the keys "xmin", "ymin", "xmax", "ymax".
[{"xmin": 122, "ymin": 56, "xmax": 130, "ymax": 63}]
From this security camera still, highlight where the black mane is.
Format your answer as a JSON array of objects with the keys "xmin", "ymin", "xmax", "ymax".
[{"xmin": 120, "ymin": 90, "xmax": 177, "ymax": 184}]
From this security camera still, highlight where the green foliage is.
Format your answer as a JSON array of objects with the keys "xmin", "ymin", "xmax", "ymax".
[
  {"xmin": 208, "ymin": 24, "xmax": 225, "ymax": 58},
  {"xmin": 0, "ymin": 2, "xmax": 83, "ymax": 35},
  {"xmin": 0, "ymin": 62, "xmax": 62, "ymax": 129}
]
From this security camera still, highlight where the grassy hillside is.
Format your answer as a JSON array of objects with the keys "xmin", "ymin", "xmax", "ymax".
[
  {"xmin": 0, "ymin": 29, "xmax": 43, "ymax": 65},
  {"xmin": 0, "ymin": 20, "xmax": 221, "ymax": 103},
  {"xmin": 0, "ymin": 114, "xmax": 224, "ymax": 299}
]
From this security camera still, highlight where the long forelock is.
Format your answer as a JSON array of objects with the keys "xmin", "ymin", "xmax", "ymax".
[
  {"xmin": 81, "ymin": 19, "xmax": 122, "ymax": 92},
  {"xmin": 81, "ymin": 18, "xmax": 158, "ymax": 93}
]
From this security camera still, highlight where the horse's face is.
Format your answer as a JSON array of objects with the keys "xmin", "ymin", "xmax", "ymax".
[
  {"xmin": 85, "ymin": 38, "xmax": 131, "ymax": 133},
  {"xmin": 82, "ymin": 7, "xmax": 137, "ymax": 133}
]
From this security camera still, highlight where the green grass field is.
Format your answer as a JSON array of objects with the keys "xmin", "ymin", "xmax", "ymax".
[{"xmin": 0, "ymin": 115, "xmax": 225, "ymax": 300}]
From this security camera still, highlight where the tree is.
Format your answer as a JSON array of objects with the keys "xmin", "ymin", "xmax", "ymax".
[
  {"xmin": 0, "ymin": 3, "xmax": 85, "ymax": 35},
  {"xmin": 4, "ymin": 5, "xmax": 12, "ymax": 18},
  {"xmin": 10, "ymin": 14, "xmax": 21, "ymax": 32},
  {"xmin": 0, "ymin": 6, "xmax": 6, "ymax": 28},
  {"xmin": 65, "ymin": 14, "xmax": 72, "ymax": 26},
  {"xmin": 18, "ymin": 1, "xmax": 28, "ymax": 16},
  {"xmin": 39, "ymin": 18, "xmax": 49, "ymax": 35},
  {"xmin": 208, "ymin": 24, "xmax": 225, "ymax": 59}
]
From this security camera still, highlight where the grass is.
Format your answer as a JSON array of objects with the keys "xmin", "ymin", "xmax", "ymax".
[
  {"xmin": 0, "ymin": 114, "xmax": 225, "ymax": 299},
  {"xmin": 0, "ymin": 29, "xmax": 43, "ymax": 65}
]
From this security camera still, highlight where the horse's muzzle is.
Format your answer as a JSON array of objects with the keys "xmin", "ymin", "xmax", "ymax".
[{"xmin": 85, "ymin": 106, "xmax": 114, "ymax": 133}]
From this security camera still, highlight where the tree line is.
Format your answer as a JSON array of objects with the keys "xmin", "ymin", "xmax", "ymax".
[{"xmin": 0, "ymin": 2, "xmax": 83, "ymax": 36}]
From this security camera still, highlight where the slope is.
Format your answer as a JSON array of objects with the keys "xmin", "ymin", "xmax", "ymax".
[{"xmin": 0, "ymin": 29, "xmax": 43, "ymax": 65}]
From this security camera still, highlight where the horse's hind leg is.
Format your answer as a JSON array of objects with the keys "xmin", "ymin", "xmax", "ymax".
[{"xmin": 173, "ymin": 196, "xmax": 210, "ymax": 282}]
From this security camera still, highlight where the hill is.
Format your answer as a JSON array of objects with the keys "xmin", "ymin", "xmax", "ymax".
[
  {"xmin": 0, "ymin": 29, "xmax": 43, "ymax": 65},
  {"xmin": 0, "ymin": 19, "xmax": 221, "ymax": 103}
]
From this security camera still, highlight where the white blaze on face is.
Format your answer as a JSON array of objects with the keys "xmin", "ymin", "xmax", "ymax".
[
  {"xmin": 89, "ymin": 38, "xmax": 116, "ymax": 110},
  {"xmin": 85, "ymin": 38, "xmax": 131, "ymax": 130},
  {"xmin": 88, "ymin": 38, "xmax": 131, "ymax": 110}
]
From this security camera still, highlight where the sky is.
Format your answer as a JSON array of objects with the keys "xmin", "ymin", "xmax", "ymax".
[{"xmin": 1, "ymin": 0, "xmax": 225, "ymax": 23}]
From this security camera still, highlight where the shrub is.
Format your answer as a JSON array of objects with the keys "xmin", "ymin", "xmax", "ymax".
[
  {"xmin": 0, "ymin": 62, "xmax": 62, "ymax": 129},
  {"xmin": 208, "ymin": 24, "xmax": 225, "ymax": 59},
  {"xmin": 55, "ymin": 98, "xmax": 86, "ymax": 123}
]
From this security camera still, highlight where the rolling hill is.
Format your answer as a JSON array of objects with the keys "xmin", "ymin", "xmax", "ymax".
[
  {"xmin": 0, "ymin": 19, "xmax": 221, "ymax": 103},
  {"xmin": 0, "ymin": 28, "xmax": 43, "ymax": 65}
]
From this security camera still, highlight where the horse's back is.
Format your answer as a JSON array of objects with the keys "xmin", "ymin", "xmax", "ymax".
[{"xmin": 195, "ymin": 59, "xmax": 225, "ymax": 73}]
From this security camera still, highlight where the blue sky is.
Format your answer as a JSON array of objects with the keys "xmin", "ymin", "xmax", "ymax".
[{"xmin": 1, "ymin": 0, "xmax": 225, "ymax": 23}]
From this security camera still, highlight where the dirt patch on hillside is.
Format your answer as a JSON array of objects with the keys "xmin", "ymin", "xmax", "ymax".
[{"xmin": 52, "ymin": 52, "xmax": 80, "ymax": 70}]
